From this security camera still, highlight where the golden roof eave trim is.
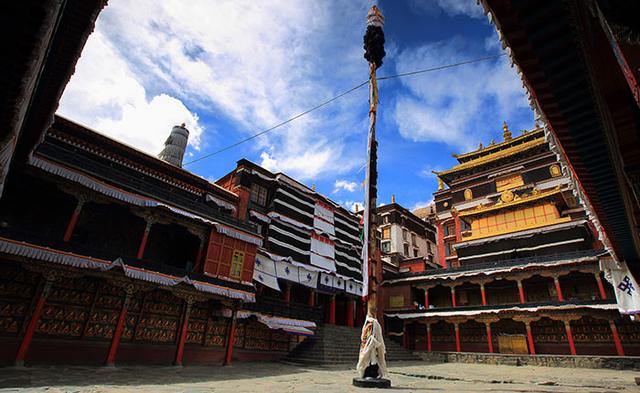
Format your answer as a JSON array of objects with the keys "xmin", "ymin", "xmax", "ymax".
[
  {"xmin": 453, "ymin": 127, "xmax": 544, "ymax": 160},
  {"xmin": 435, "ymin": 137, "xmax": 547, "ymax": 177}
]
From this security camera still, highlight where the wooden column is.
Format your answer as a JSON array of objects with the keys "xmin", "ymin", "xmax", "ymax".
[
  {"xmin": 453, "ymin": 213, "xmax": 461, "ymax": 242},
  {"xmin": 517, "ymin": 280, "xmax": 526, "ymax": 304},
  {"xmin": 346, "ymin": 299, "xmax": 354, "ymax": 328},
  {"xmin": 426, "ymin": 323, "xmax": 432, "ymax": 352},
  {"xmin": 63, "ymin": 196, "xmax": 86, "ymax": 242},
  {"xmin": 485, "ymin": 322, "xmax": 494, "ymax": 353},
  {"xmin": 594, "ymin": 273, "xmax": 607, "ymax": 300},
  {"xmin": 609, "ymin": 320, "xmax": 625, "ymax": 356},
  {"xmin": 480, "ymin": 282, "xmax": 487, "ymax": 306},
  {"xmin": 553, "ymin": 276, "xmax": 564, "ymax": 302},
  {"xmin": 564, "ymin": 320, "xmax": 577, "ymax": 355},
  {"xmin": 454, "ymin": 323, "xmax": 461, "ymax": 352},
  {"xmin": 328, "ymin": 295, "xmax": 336, "ymax": 325},
  {"xmin": 308, "ymin": 289, "xmax": 315, "ymax": 307},
  {"xmin": 136, "ymin": 218, "xmax": 154, "ymax": 260},
  {"xmin": 105, "ymin": 288, "xmax": 133, "ymax": 367},
  {"xmin": 174, "ymin": 298, "xmax": 193, "ymax": 366},
  {"xmin": 450, "ymin": 286, "xmax": 457, "ymax": 308},
  {"xmin": 424, "ymin": 287, "xmax": 430, "ymax": 308},
  {"xmin": 524, "ymin": 321, "xmax": 536, "ymax": 355},
  {"xmin": 283, "ymin": 283, "xmax": 291, "ymax": 305},
  {"xmin": 223, "ymin": 305, "xmax": 238, "ymax": 366},
  {"xmin": 15, "ymin": 274, "xmax": 55, "ymax": 366},
  {"xmin": 437, "ymin": 221, "xmax": 446, "ymax": 268}
]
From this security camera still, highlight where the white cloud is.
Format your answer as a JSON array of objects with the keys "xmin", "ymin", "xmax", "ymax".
[
  {"xmin": 393, "ymin": 37, "xmax": 532, "ymax": 151},
  {"xmin": 333, "ymin": 179, "xmax": 358, "ymax": 194},
  {"xmin": 341, "ymin": 200, "xmax": 363, "ymax": 213},
  {"xmin": 59, "ymin": 31, "xmax": 203, "ymax": 156},
  {"xmin": 410, "ymin": 199, "xmax": 434, "ymax": 211},
  {"xmin": 61, "ymin": 0, "xmax": 371, "ymax": 179},
  {"xmin": 410, "ymin": 0, "xmax": 484, "ymax": 19}
]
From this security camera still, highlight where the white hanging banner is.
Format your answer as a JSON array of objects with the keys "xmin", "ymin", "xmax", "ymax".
[
  {"xmin": 601, "ymin": 257, "xmax": 640, "ymax": 314},
  {"xmin": 298, "ymin": 268, "xmax": 318, "ymax": 289},
  {"xmin": 314, "ymin": 201, "xmax": 335, "ymax": 235},
  {"xmin": 254, "ymin": 254, "xmax": 280, "ymax": 291},
  {"xmin": 276, "ymin": 260, "xmax": 300, "ymax": 283}
]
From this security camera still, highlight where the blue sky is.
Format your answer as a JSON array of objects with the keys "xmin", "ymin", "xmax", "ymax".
[{"xmin": 59, "ymin": 0, "xmax": 533, "ymax": 212}]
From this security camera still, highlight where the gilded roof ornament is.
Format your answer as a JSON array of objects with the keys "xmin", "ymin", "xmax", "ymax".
[{"xmin": 503, "ymin": 121, "xmax": 512, "ymax": 141}]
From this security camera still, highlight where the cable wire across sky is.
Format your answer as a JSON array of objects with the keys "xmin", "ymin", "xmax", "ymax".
[{"xmin": 183, "ymin": 53, "xmax": 506, "ymax": 166}]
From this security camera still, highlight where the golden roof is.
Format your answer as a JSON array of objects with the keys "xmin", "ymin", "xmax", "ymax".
[
  {"xmin": 436, "ymin": 134, "xmax": 546, "ymax": 177},
  {"xmin": 453, "ymin": 127, "xmax": 544, "ymax": 162}
]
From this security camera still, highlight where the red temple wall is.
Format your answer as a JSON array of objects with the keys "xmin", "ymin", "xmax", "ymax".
[{"xmin": 0, "ymin": 262, "xmax": 295, "ymax": 366}]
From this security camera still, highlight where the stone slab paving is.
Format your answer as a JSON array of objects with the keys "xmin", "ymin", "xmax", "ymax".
[{"xmin": 0, "ymin": 361, "xmax": 637, "ymax": 393}]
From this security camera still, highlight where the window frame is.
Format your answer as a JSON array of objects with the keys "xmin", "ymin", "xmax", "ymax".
[
  {"xmin": 230, "ymin": 250, "xmax": 245, "ymax": 279},
  {"xmin": 250, "ymin": 183, "xmax": 268, "ymax": 206}
]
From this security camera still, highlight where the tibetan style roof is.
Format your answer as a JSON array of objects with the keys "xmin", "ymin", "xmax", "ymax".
[{"xmin": 481, "ymin": 0, "xmax": 640, "ymax": 275}]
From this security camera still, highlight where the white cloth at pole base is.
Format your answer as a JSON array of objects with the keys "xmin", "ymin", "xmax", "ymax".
[
  {"xmin": 601, "ymin": 257, "xmax": 640, "ymax": 314},
  {"xmin": 356, "ymin": 316, "xmax": 387, "ymax": 378}
]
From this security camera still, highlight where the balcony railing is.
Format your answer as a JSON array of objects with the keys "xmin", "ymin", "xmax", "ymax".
[
  {"xmin": 398, "ymin": 249, "xmax": 603, "ymax": 279},
  {"xmin": 388, "ymin": 298, "xmax": 616, "ymax": 315},
  {"xmin": 0, "ymin": 226, "xmax": 193, "ymax": 278}
]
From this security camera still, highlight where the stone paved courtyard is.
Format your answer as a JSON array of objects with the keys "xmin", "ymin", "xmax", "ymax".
[{"xmin": 0, "ymin": 361, "xmax": 637, "ymax": 392}]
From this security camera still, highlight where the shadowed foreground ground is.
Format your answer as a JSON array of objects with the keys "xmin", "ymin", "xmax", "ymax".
[{"xmin": 0, "ymin": 361, "xmax": 637, "ymax": 392}]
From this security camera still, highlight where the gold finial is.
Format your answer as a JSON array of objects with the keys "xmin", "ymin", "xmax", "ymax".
[
  {"xmin": 490, "ymin": 139, "xmax": 496, "ymax": 146},
  {"xmin": 311, "ymin": 183, "xmax": 315, "ymax": 191},
  {"xmin": 391, "ymin": 194, "xmax": 396, "ymax": 203},
  {"xmin": 502, "ymin": 121, "xmax": 512, "ymax": 141},
  {"xmin": 478, "ymin": 142, "xmax": 484, "ymax": 150},
  {"xmin": 437, "ymin": 177, "xmax": 444, "ymax": 191}
]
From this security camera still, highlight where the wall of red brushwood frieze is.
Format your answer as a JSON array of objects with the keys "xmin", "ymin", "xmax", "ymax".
[
  {"xmin": 0, "ymin": 262, "xmax": 299, "ymax": 366},
  {"xmin": 203, "ymin": 231, "xmax": 257, "ymax": 283}
]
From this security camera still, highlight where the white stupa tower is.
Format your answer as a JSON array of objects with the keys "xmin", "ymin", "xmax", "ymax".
[{"xmin": 158, "ymin": 123, "xmax": 189, "ymax": 167}]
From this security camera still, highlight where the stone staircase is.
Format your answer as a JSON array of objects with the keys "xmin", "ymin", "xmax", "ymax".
[{"xmin": 284, "ymin": 324, "xmax": 421, "ymax": 365}]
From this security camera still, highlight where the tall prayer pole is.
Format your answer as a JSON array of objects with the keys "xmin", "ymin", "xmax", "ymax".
[{"xmin": 354, "ymin": 5, "xmax": 390, "ymax": 389}]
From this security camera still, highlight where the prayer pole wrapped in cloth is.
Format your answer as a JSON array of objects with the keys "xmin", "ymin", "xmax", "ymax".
[{"xmin": 353, "ymin": 5, "xmax": 390, "ymax": 388}]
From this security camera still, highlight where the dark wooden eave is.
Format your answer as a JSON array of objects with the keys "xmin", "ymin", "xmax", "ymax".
[{"xmin": 483, "ymin": 0, "xmax": 640, "ymax": 275}]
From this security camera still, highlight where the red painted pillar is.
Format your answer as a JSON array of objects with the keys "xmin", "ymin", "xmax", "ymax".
[
  {"xmin": 595, "ymin": 273, "xmax": 607, "ymax": 300},
  {"xmin": 454, "ymin": 214, "xmax": 461, "ymax": 242},
  {"xmin": 137, "ymin": 220, "xmax": 153, "ymax": 259},
  {"xmin": 609, "ymin": 320, "xmax": 625, "ymax": 356},
  {"xmin": 554, "ymin": 277, "xmax": 564, "ymax": 302},
  {"xmin": 63, "ymin": 197, "xmax": 85, "ymax": 242},
  {"xmin": 308, "ymin": 290, "xmax": 315, "ymax": 307},
  {"xmin": 283, "ymin": 284, "xmax": 291, "ymax": 304},
  {"xmin": 564, "ymin": 320, "xmax": 577, "ymax": 355},
  {"xmin": 454, "ymin": 323, "xmax": 461, "ymax": 352},
  {"xmin": 174, "ymin": 299, "xmax": 193, "ymax": 366},
  {"xmin": 485, "ymin": 323, "xmax": 494, "ymax": 353},
  {"xmin": 480, "ymin": 283, "xmax": 487, "ymax": 306},
  {"xmin": 223, "ymin": 306, "xmax": 238, "ymax": 366},
  {"xmin": 426, "ymin": 324, "xmax": 432, "ymax": 352},
  {"xmin": 328, "ymin": 295, "xmax": 336, "ymax": 325},
  {"xmin": 450, "ymin": 286, "xmax": 457, "ymax": 308},
  {"xmin": 105, "ymin": 290, "xmax": 132, "ymax": 367},
  {"xmin": 346, "ymin": 299, "xmax": 354, "ymax": 328},
  {"xmin": 517, "ymin": 280, "xmax": 526, "ymax": 304},
  {"xmin": 525, "ymin": 322, "xmax": 536, "ymax": 355},
  {"xmin": 424, "ymin": 287, "xmax": 429, "ymax": 308},
  {"xmin": 15, "ymin": 276, "xmax": 54, "ymax": 366},
  {"xmin": 437, "ymin": 221, "xmax": 446, "ymax": 268}
]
